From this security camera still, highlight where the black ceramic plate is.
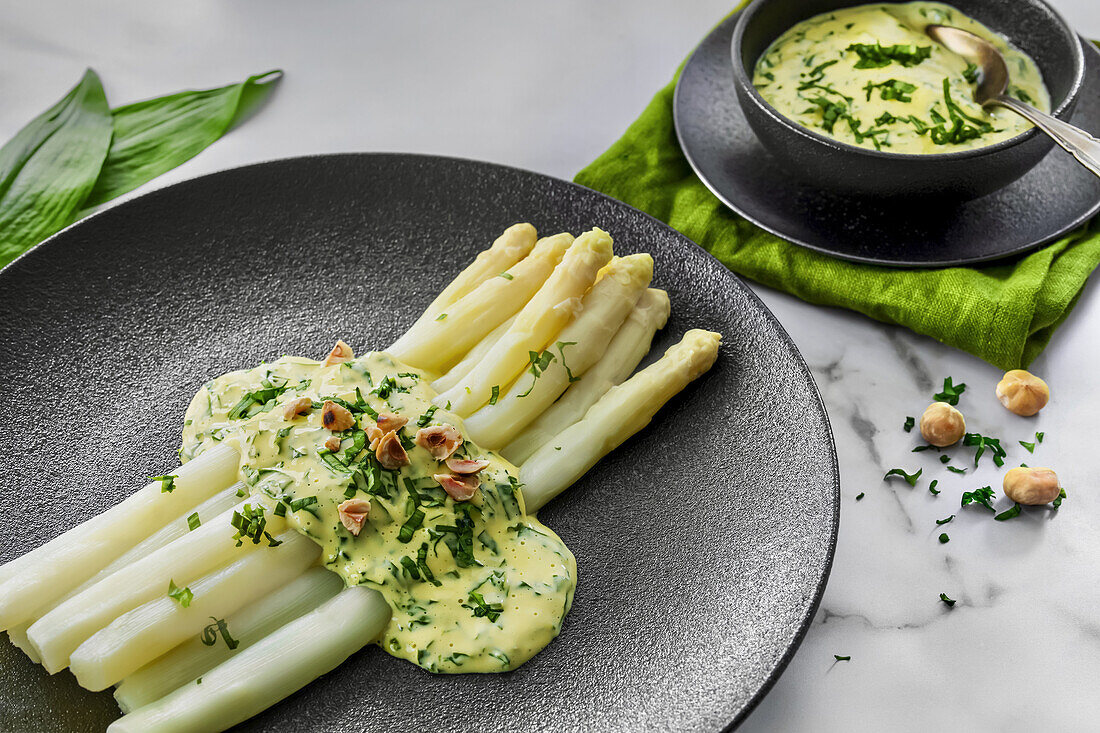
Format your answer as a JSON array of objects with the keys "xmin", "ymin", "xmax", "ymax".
[
  {"xmin": 0, "ymin": 154, "xmax": 838, "ymax": 732},
  {"xmin": 675, "ymin": 12, "xmax": 1100, "ymax": 267}
]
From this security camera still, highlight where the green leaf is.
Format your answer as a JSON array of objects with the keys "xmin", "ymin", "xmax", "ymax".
[
  {"xmin": 961, "ymin": 486, "xmax": 996, "ymax": 512},
  {"xmin": 939, "ymin": 592, "xmax": 956, "ymax": 607},
  {"xmin": 0, "ymin": 69, "xmax": 112, "ymax": 268},
  {"xmin": 167, "ymin": 579, "xmax": 193, "ymax": 608},
  {"xmin": 994, "ymin": 503, "xmax": 1022, "ymax": 521},
  {"xmin": 884, "ymin": 467, "xmax": 922, "ymax": 486},
  {"xmin": 933, "ymin": 376, "xmax": 966, "ymax": 405},
  {"xmin": 82, "ymin": 70, "xmax": 282, "ymax": 210}
]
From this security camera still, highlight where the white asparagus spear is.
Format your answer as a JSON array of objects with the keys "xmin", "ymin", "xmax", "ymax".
[
  {"xmin": 0, "ymin": 444, "xmax": 240, "ymax": 631},
  {"xmin": 521, "ymin": 329, "xmax": 721, "ymax": 512},
  {"xmin": 437, "ymin": 228, "xmax": 614, "ymax": 416},
  {"xmin": 5, "ymin": 626, "xmax": 38, "ymax": 663},
  {"xmin": 114, "ymin": 567, "xmax": 343, "ymax": 714},
  {"xmin": 431, "ymin": 313, "xmax": 517, "ymax": 394},
  {"xmin": 3, "ymin": 483, "xmax": 242, "ymax": 664},
  {"xmin": 389, "ymin": 232, "xmax": 573, "ymax": 373},
  {"xmin": 462, "ymin": 253, "xmax": 652, "ymax": 449},
  {"xmin": 107, "ymin": 586, "xmax": 391, "ymax": 733},
  {"xmin": 503, "ymin": 288, "xmax": 670, "ymax": 464},
  {"xmin": 391, "ymin": 223, "xmax": 537, "ymax": 348},
  {"xmin": 70, "ymin": 530, "xmax": 320, "ymax": 691},
  {"xmin": 27, "ymin": 495, "xmax": 282, "ymax": 674}
]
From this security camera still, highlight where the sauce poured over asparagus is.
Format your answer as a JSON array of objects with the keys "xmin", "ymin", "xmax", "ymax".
[{"xmin": 180, "ymin": 353, "xmax": 576, "ymax": 673}]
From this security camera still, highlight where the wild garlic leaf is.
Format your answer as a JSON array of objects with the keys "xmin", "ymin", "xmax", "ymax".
[
  {"xmin": 82, "ymin": 70, "xmax": 282, "ymax": 210},
  {"xmin": 0, "ymin": 69, "xmax": 112, "ymax": 268}
]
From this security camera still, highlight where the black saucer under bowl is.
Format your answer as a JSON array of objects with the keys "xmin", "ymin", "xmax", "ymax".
[{"xmin": 674, "ymin": 11, "xmax": 1100, "ymax": 267}]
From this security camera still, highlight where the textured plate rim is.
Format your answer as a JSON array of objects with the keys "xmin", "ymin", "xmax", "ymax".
[
  {"xmin": 1, "ymin": 151, "xmax": 841, "ymax": 730},
  {"xmin": 672, "ymin": 11, "xmax": 1100, "ymax": 268}
]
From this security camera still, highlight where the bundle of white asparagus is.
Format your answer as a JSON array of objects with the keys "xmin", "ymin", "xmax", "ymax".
[{"xmin": 0, "ymin": 222, "xmax": 721, "ymax": 732}]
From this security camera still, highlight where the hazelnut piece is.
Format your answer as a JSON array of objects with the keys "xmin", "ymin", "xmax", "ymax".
[
  {"xmin": 996, "ymin": 369, "xmax": 1049, "ymax": 416},
  {"xmin": 1003, "ymin": 467, "xmax": 1060, "ymax": 505},
  {"xmin": 919, "ymin": 402, "xmax": 966, "ymax": 447}
]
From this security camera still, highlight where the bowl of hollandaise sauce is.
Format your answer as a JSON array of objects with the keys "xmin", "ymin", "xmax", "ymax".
[{"xmin": 731, "ymin": 0, "xmax": 1084, "ymax": 199}]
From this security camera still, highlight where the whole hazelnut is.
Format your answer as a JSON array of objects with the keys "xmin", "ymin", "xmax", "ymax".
[
  {"xmin": 996, "ymin": 369, "xmax": 1049, "ymax": 416},
  {"xmin": 919, "ymin": 401, "xmax": 966, "ymax": 447},
  {"xmin": 1003, "ymin": 467, "xmax": 1060, "ymax": 505}
]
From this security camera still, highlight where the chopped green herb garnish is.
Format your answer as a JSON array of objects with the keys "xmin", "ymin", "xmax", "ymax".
[
  {"xmin": 855, "ymin": 492, "xmax": 865, "ymax": 501},
  {"xmin": 938, "ymin": 533, "xmax": 950, "ymax": 543},
  {"xmin": 939, "ymin": 593, "xmax": 956, "ymax": 607},
  {"xmin": 289, "ymin": 495, "xmax": 319, "ymax": 514},
  {"xmin": 884, "ymin": 467, "xmax": 922, "ymax": 486},
  {"xmin": 847, "ymin": 42, "xmax": 932, "ymax": 69},
  {"xmin": 963, "ymin": 432, "xmax": 1006, "ymax": 467},
  {"xmin": 1019, "ymin": 440, "xmax": 1035, "ymax": 453},
  {"xmin": 150, "ymin": 474, "xmax": 176, "ymax": 493},
  {"xmin": 1053, "ymin": 488, "xmax": 1066, "ymax": 509},
  {"xmin": 1035, "ymin": 431, "xmax": 1044, "ymax": 443},
  {"xmin": 230, "ymin": 502, "xmax": 283, "ymax": 547},
  {"xmin": 398, "ymin": 504, "xmax": 425, "ymax": 543},
  {"xmin": 557, "ymin": 341, "xmax": 581, "ymax": 383},
  {"xmin": 417, "ymin": 405, "xmax": 438, "ymax": 427},
  {"xmin": 430, "ymin": 505, "xmax": 476, "ymax": 567},
  {"xmin": 834, "ymin": 654, "xmax": 851, "ymax": 661},
  {"xmin": 961, "ymin": 485, "xmax": 996, "ymax": 512},
  {"xmin": 399, "ymin": 555, "xmax": 421, "ymax": 580},
  {"xmin": 416, "ymin": 542, "xmax": 441, "ymax": 586},
  {"xmin": 318, "ymin": 449, "xmax": 351, "ymax": 475},
  {"xmin": 489, "ymin": 385, "xmax": 500, "ymax": 405},
  {"xmin": 939, "ymin": 455, "xmax": 950, "ymax": 464},
  {"xmin": 928, "ymin": 78, "xmax": 994, "ymax": 145},
  {"xmin": 435, "ymin": 313, "xmax": 447, "ymax": 321},
  {"xmin": 933, "ymin": 376, "xmax": 966, "ymax": 405},
  {"xmin": 466, "ymin": 590, "xmax": 503, "ymax": 623},
  {"xmin": 962, "ymin": 62, "xmax": 979, "ymax": 83},
  {"xmin": 186, "ymin": 512, "xmax": 201, "ymax": 531},
  {"xmin": 168, "ymin": 579, "xmax": 193, "ymax": 608},
  {"xmin": 518, "ymin": 349, "xmax": 557, "ymax": 398},
  {"xmin": 498, "ymin": 271, "xmax": 514, "ymax": 280},
  {"xmin": 373, "ymin": 375, "xmax": 399, "ymax": 400},
  {"xmin": 936, "ymin": 514, "xmax": 955, "ymax": 525},
  {"xmin": 227, "ymin": 378, "xmax": 290, "ymax": 420},
  {"xmin": 903, "ymin": 416, "xmax": 915, "ymax": 432},
  {"xmin": 200, "ymin": 617, "xmax": 239, "ymax": 649},
  {"xmin": 995, "ymin": 502, "xmax": 1023, "ymax": 521},
  {"xmin": 863, "ymin": 78, "xmax": 916, "ymax": 102},
  {"xmin": 929, "ymin": 479, "xmax": 940, "ymax": 495},
  {"xmin": 946, "ymin": 465, "xmax": 967, "ymax": 474}
]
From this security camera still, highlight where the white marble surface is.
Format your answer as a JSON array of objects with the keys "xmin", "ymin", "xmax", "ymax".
[{"xmin": 3, "ymin": 1, "xmax": 1099, "ymax": 730}]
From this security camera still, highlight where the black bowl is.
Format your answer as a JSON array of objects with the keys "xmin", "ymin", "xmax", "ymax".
[{"xmin": 731, "ymin": 0, "xmax": 1085, "ymax": 199}]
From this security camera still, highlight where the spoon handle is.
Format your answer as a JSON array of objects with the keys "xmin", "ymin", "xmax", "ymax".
[{"xmin": 992, "ymin": 95, "xmax": 1100, "ymax": 178}]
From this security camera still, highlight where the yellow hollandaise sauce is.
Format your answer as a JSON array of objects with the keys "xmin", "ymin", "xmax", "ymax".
[
  {"xmin": 180, "ymin": 353, "xmax": 576, "ymax": 673},
  {"xmin": 752, "ymin": 1, "xmax": 1050, "ymax": 153}
]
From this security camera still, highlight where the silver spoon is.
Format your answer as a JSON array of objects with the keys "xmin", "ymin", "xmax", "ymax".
[{"xmin": 926, "ymin": 24, "xmax": 1100, "ymax": 177}]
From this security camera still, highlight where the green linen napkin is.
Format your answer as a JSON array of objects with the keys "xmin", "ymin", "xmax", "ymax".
[{"xmin": 574, "ymin": 32, "xmax": 1100, "ymax": 370}]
